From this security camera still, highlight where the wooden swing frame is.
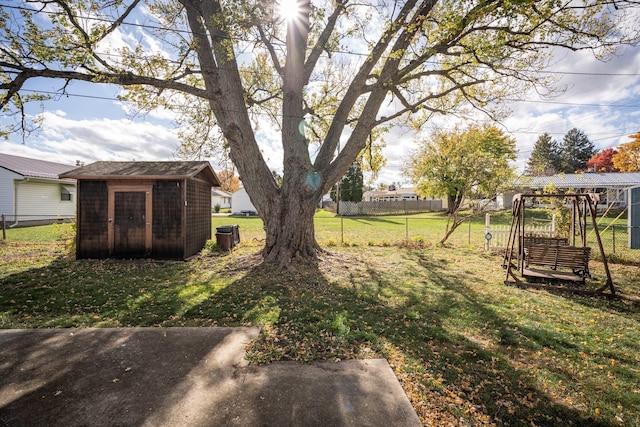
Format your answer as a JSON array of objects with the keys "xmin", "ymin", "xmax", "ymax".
[{"xmin": 502, "ymin": 193, "xmax": 615, "ymax": 297}]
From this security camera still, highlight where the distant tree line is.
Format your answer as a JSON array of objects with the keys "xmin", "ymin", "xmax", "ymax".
[{"xmin": 526, "ymin": 128, "xmax": 640, "ymax": 176}]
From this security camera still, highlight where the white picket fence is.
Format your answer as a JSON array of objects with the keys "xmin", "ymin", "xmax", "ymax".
[{"xmin": 485, "ymin": 214, "xmax": 555, "ymax": 249}]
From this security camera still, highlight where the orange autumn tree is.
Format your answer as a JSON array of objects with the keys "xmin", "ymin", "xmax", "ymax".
[
  {"xmin": 587, "ymin": 148, "xmax": 619, "ymax": 172},
  {"xmin": 217, "ymin": 169, "xmax": 241, "ymax": 193},
  {"xmin": 613, "ymin": 133, "xmax": 640, "ymax": 172}
]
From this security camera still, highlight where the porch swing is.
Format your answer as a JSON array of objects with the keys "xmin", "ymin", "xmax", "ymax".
[{"xmin": 502, "ymin": 193, "xmax": 615, "ymax": 297}]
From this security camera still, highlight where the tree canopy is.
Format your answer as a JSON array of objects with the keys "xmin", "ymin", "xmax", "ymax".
[
  {"xmin": 331, "ymin": 162, "xmax": 364, "ymax": 203},
  {"xmin": 2, "ymin": 0, "xmax": 639, "ymax": 264},
  {"xmin": 526, "ymin": 129, "xmax": 598, "ymax": 176},
  {"xmin": 558, "ymin": 128, "xmax": 596, "ymax": 173},
  {"xmin": 216, "ymin": 169, "xmax": 242, "ymax": 193},
  {"xmin": 587, "ymin": 148, "xmax": 619, "ymax": 172},
  {"xmin": 404, "ymin": 124, "xmax": 516, "ymax": 244},
  {"xmin": 526, "ymin": 133, "xmax": 561, "ymax": 176},
  {"xmin": 613, "ymin": 132, "xmax": 640, "ymax": 172}
]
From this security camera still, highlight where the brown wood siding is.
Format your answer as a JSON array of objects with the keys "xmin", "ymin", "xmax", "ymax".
[
  {"xmin": 77, "ymin": 180, "xmax": 108, "ymax": 259},
  {"xmin": 152, "ymin": 180, "xmax": 184, "ymax": 259},
  {"xmin": 185, "ymin": 177, "xmax": 212, "ymax": 258}
]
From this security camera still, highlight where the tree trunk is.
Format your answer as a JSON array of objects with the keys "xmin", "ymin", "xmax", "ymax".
[
  {"xmin": 440, "ymin": 194, "xmax": 470, "ymax": 244},
  {"xmin": 261, "ymin": 188, "xmax": 322, "ymax": 266},
  {"xmin": 439, "ymin": 213, "xmax": 465, "ymax": 245},
  {"xmin": 447, "ymin": 194, "xmax": 463, "ymax": 215}
]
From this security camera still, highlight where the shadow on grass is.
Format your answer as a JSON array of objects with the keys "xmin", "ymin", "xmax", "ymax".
[
  {"xmin": 1, "ymin": 248, "xmax": 636, "ymax": 425},
  {"xmin": 0, "ymin": 257, "xmax": 210, "ymax": 328},
  {"xmin": 343, "ymin": 216, "xmax": 406, "ymax": 225},
  {"xmin": 179, "ymin": 255, "xmax": 618, "ymax": 426}
]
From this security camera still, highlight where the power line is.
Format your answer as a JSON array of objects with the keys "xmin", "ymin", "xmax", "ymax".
[
  {"xmin": 20, "ymin": 87, "xmax": 640, "ymax": 113},
  {"xmin": 534, "ymin": 70, "xmax": 640, "ymax": 77}
]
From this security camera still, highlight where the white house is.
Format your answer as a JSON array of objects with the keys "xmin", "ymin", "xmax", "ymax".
[
  {"xmin": 231, "ymin": 187, "xmax": 257, "ymax": 215},
  {"xmin": 363, "ymin": 186, "xmax": 423, "ymax": 201},
  {"xmin": 211, "ymin": 188, "xmax": 232, "ymax": 210},
  {"xmin": 0, "ymin": 153, "xmax": 77, "ymax": 226},
  {"xmin": 363, "ymin": 185, "xmax": 446, "ymax": 207}
]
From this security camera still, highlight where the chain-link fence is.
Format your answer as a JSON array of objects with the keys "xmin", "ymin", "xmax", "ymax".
[
  {"xmin": 6, "ymin": 213, "xmax": 639, "ymax": 264},
  {"xmin": 312, "ymin": 215, "xmax": 640, "ymax": 263}
]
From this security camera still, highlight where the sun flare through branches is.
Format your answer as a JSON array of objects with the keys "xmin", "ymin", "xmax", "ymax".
[{"xmin": 279, "ymin": 0, "xmax": 301, "ymax": 23}]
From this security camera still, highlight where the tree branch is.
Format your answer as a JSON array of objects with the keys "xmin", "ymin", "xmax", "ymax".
[
  {"xmin": 314, "ymin": 0, "xmax": 422, "ymax": 172},
  {"xmin": 256, "ymin": 24, "xmax": 284, "ymax": 76},
  {"xmin": 0, "ymin": 65, "xmax": 210, "ymax": 110},
  {"xmin": 303, "ymin": 0, "xmax": 347, "ymax": 84}
]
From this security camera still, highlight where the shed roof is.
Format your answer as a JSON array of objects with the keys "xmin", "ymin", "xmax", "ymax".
[
  {"xmin": 0, "ymin": 152, "xmax": 76, "ymax": 179},
  {"xmin": 59, "ymin": 161, "xmax": 220, "ymax": 186},
  {"xmin": 514, "ymin": 172, "xmax": 640, "ymax": 189}
]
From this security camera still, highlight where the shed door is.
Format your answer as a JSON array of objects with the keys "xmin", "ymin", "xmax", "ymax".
[{"xmin": 113, "ymin": 191, "xmax": 147, "ymax": 257}]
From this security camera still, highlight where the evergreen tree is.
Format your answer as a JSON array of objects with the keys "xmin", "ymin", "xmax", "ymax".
[
  {"xmin": 526, "ymin": 133, "xmax": 560, "ymax": 176},
  {"xmin": 331, "ymin": 163, "xmax": 364, "ymax": 202},
  {"xmin": 559, "ymin": 128, "xmax": 596, "ymax": 173}
]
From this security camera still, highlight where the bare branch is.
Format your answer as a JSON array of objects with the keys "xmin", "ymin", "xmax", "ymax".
[{"xmin": 256, "ymin": 24, "xmax": 284, "ymax": 76}]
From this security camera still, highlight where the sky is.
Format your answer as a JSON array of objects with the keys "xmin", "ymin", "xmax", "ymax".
[{"xmin": 2, "ymin": 5, "xmax": 640, "ymax": 188}]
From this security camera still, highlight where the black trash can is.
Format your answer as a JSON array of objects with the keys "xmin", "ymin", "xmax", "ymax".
[{"xmin": 216, "ymin": 225, "xmax": 240, "ymax": 248}]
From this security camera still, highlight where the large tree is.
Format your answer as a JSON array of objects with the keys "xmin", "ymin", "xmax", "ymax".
[
  {"xmin": 404, "ymin": 124, "xmax": 517, "ymax": 244},
  {"xmin": 558, "ymin": 128, "xmax": 596, "ymax": 173},
  {"xmin": 2, "ymin": 1, "xmax": 639, "ymax": 265},
  {"xmin": 613, "ymin": 132, "xmax": 640, "ymax": 172},
  {"xmin": 525, "ymin": 133, "xmax": 560, "ymax": 176}
]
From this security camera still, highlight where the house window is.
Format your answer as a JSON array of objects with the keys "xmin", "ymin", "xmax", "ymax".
[{"xmin": 60, "ymin": 185, "xmax": 75, "ymax": 202}]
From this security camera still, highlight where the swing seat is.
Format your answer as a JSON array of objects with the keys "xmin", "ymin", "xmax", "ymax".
[{"xmin": 523, "ymin": 244, "xmax": 591, "ymax": 282}]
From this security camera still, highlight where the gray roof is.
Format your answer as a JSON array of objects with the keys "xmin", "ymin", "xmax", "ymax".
[
  {"xmin": 0, "ymin": 152, "xmax": 76, "ymax": 179},
  {"xmin": 59, "ymin": 161, "xmax": 220, "ymax": 186},
  {"xmin": 515, "ymin": 172, "xmax": 640, "ymax": 189}
]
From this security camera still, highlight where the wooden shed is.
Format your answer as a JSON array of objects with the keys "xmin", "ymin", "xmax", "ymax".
[{"xmin": 59, "ymin": 161, "xmax": 220, "ymax": 260}]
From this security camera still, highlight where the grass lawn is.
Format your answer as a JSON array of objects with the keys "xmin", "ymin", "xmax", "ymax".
[{"xmin": 1, "ymin": 220, "xmax": 640, "ymax": 426}]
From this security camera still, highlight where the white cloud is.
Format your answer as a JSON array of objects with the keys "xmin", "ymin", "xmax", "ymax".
[
  {"xmin": 254, "ymin": 122, "xmax": 285, "ymax": 174},
  {"xmin": 1, "ymin": 111, "xmax": 180, "ymax": 165}
]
